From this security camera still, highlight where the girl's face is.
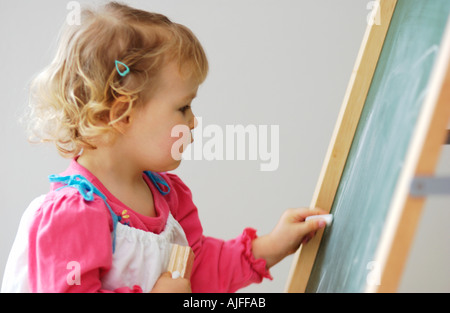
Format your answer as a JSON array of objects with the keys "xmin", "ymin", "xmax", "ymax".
[{"xmin": 120, "ymin": 61, "xmax": 199, "ymax": 172}]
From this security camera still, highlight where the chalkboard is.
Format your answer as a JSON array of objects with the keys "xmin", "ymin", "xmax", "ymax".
[{"xmin": 305, "ymin": 0, "xmax": 450, "ymax": 292}]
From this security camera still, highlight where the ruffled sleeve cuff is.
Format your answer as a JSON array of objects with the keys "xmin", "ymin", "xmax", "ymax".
[{"xmin": 241, "ymin": 227, "xmax": 273, "ymax": 281}]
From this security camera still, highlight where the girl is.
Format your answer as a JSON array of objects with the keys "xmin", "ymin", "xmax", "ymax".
[{"xmin": 2, "ymin": 2, "xmax": 327, "ymax": 293}]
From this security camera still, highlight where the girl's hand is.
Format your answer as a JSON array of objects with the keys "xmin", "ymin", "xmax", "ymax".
[
  {"xmin": 150, "ymin": 272, "xmax": 192, "ymax": 293},
  {"xmin": 252, "ymin": 208, "xmax": 328, "ymax": 269}
]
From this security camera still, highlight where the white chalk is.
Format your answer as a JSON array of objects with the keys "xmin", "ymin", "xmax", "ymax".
[
  {"xmin": 305, "ymin": 214, "xmax": 333, "ymax": 226},
  {"xmin": 171, "ymin": 271, "xmax": 181, "ymax": 279}
]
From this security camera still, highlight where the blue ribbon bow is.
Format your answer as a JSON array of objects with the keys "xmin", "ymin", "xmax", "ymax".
[
  {"xmin": 48, "ymin": 174, "xmax": 120, "ymax": 253},
  {"xmin": 145, "ymin": 171, "xmax": 171, "ymax": 195}
]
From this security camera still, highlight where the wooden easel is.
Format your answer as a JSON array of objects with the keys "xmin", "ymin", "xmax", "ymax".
[{"xmin": 285, "ymin": 0, "xmax": 450, "ymax": 292}]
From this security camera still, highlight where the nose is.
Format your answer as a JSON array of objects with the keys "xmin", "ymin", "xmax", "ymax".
[
  {"xmin": 189, "ymin": 116, "xmax": 197, "ymax": 144},
  {"xmin": 190, "ymin": 116, "xmax": 198, "ymax": 130}
]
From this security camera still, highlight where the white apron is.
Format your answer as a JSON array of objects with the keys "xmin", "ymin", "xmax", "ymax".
[{"xmin": 1, "ymin": 172, "xmax": 188, "ymax": 293}]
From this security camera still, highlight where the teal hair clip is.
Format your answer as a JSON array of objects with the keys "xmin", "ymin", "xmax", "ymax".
[{"xmin": 115, "ymin": 60, "xmax": 130, "ymax": 77}]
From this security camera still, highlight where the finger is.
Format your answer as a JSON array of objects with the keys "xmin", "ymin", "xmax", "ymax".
[
  {"xmin": 301, "ymin": 234, "xmax": 313, "ymax": 245},
  {"xmin": 160, "ymin": 272, "xmax": 172, "ymax": 278},
  {"xmin": 291, "ymin": 207, "xmax": 328, "ymax": 222},
  {"xmin": 300, "ymin": 220, "xmax": 327, "ymax": 245},
  {"xmin": 303, "ymin": 218, "xmax": 327, "ymax": 233}
]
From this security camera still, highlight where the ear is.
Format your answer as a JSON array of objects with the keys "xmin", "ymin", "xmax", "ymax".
[{"xmin": 109, "ymin": 99, "xmax": 133, "ymax": 134}]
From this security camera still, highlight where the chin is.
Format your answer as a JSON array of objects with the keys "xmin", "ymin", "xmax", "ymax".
[
  {"xmin": 168, "ymin": 159, "xmax": 183, "ymax": 171},
  {"xmin": 163, "ymin": 165, "xmax": 179, "ymax": 172},
  {"xmin": 152, "ymin": 159, "xmax": 182, "ymax": 173}
]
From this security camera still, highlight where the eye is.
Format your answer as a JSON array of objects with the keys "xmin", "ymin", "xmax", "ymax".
[{"xmin": 179, "ymin": 104, "xmax": 191, "ymax": 114}]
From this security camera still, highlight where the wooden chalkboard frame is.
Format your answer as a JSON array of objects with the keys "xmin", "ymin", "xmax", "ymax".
[{"xmin": 285, "ymin": 0, "xmax": 450, "ymax": 292}]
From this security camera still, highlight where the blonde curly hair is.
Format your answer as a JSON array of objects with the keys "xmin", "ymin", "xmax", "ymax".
[{"xmin": 27, "ymin": 2, "xmax": 208, "ymax": 158}]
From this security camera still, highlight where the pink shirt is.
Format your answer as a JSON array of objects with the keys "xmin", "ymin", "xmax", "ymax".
[{"xmin": 27, "ymin": 159, "xmax": 272, "ymax": 292}]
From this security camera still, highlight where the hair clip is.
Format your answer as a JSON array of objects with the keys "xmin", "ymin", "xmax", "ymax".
[{"xmin": 115, "ymin": 60, "xmax": 130, "ymax": 77}]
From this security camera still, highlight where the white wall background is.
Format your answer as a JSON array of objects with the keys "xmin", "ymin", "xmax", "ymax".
[{"xmin": 0, "ymin": 0, "xmax": 448, "ymax": 293}]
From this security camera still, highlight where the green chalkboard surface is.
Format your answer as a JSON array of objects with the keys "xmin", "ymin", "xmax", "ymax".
[{"xmin": 306, "ymin": 0, "xmax": 450, "ymax": 292}]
